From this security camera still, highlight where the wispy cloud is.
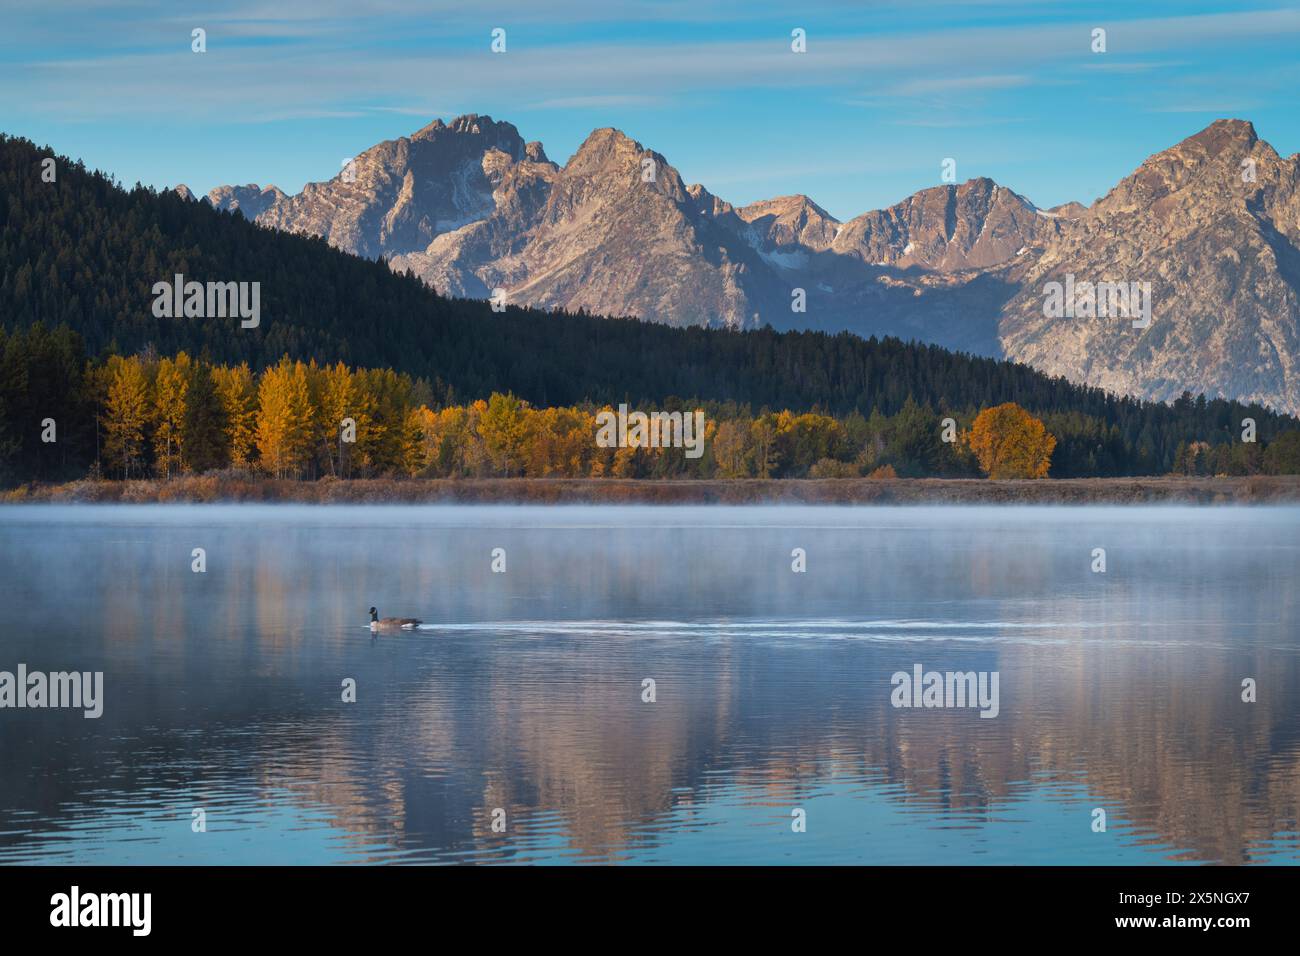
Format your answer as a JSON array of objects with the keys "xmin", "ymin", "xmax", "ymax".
[
  {"xmin": 4, "ymin": 2, "xmax": 1297, "ymax": 219},
  {"xmin": 1148, "ymin": 102, "xmax": 1263, "ymax": 114},
  {"xmin": 886, "ymin": 74, "xmax": 1032, "ymax": 97},
  {"xmin": 531, "ymin": 94, "xmax": 669, "ymax": 110},
  {"xmin": 8, "ymin": 7, "xmax": 1300, "ymax": 121},
  {"xmin": 888, "ymin": 115, "xmax": 1032, "ymax": 129}
]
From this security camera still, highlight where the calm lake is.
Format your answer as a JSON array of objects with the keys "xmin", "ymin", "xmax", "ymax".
[{"xmin": 0, "ymin": 504, "xmax": 1297, "ymax": 865}]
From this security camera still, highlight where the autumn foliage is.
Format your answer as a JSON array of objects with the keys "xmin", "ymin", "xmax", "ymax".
[
  {"xmin": 967, "ymin": 403, "xmax": 1056, "ymax": 479},
  {"xmin": 12, "ymin": 322, "xmax": 1300, "ymax": 487}
]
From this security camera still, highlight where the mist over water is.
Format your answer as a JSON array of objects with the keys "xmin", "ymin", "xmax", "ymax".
[{"xmin": 0, "ymin": 504, "xmax": 1297, "ymax": 864}]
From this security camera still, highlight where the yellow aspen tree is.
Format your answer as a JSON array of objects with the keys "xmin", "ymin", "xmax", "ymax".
[
  {"xmin": 462, "ymin": 400, "xmax": 491, "ymax": 477},
  {"xmin": 302, "ymin": 359, "xmax": 327, "ymax": 478},
  {"xmin": 366, "ymin": 368, "xmax": 411, "ymax": 475},
  {"xmin": 750, "ymin": 417, "xmax": 778, "ymax": 478},
  {"xmin": 212, "ymin": 362, "xmax": 258, "ymax": 468},
  {"xmin": 152, "ymin": 352, "xmax": 191, "ymax": 479},
  {"xmin": 257, "ymin": 357, "xmax": 313, "ymax": 478},
  {"xmin": 402, "ymin": 406, "xmax": 433, "ymax": 476},
  {"xmin": 103, "ymin": 355, "xmax": 150, "ymax": 479},
  {"xmin": 521, "ymin": 406, "xmax": 552, "ymax": 477},
  {"xmin": 967, "ymin": 402, "xmax": 1057, "ymax": 479},
  {"xmin": 539, "ymin": 406, "xmax": 592, "ymax": 477},
  {"xmin": 437, "ymin": 405, "xmax": 472, "ymax": 476},
  {"xmin": 284, "ymin": 360, "xmax": 315, "ymax": 477},
  {"xmin": 713, "ymin": 419, "xmax": 752, "ymax": 478},
  {"xmin": 610, "ymin": 444, "xmax": 639, "ymax": 477},
  {"xmin": 589, "ymin": 404, "xmax": 616, "ymax": 477},
  {"xmin": 349, "ymin": 368, "xmax": 381, "ymax": 476},
  {"xmin": 478, "ymin": 392, "xmax": 529, "ymax": 476},
  {"xmin": 321, "ymin": 362, "xmax": 355, "ymax": 477},
  {"xmin": 256, "ymin": 360, "xmax": 292, "ymax": 478}
]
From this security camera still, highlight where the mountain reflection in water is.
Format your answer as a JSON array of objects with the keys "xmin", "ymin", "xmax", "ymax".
[{"xmin": 0, "ymin": 505, "xmax": 1297, "ymax": 865}]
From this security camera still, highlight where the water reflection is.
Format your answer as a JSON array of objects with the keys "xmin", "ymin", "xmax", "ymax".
[{"xmin": 0, "ymin": 505, "xmax": 1297, "ymax": 864}]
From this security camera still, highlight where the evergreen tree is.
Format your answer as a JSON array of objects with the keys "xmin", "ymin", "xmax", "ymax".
[
  {"xmin": 183, "ymin": 361, "xmax": 228, "ymax": 472},
  {"xmin": 4, "ymin": 133, "xmax": 1300, "ymax": 484}
]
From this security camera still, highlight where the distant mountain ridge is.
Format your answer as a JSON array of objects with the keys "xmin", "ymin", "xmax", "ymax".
[
  {"xmin": 998, "ymin": 119, "xmax": 1300, "ymax": 412},
  {"xmin": 181, "ymin": 115, "xmax": 1300, "ymax": 414},
  {"xmin": 5, "ymin": 129, "xmax": 1299, "ymax": 486}
]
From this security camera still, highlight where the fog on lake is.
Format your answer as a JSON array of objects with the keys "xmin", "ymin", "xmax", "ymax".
[{"xmin": 1, "ymin": 505, "xmax": 1297, "ymax": 864}]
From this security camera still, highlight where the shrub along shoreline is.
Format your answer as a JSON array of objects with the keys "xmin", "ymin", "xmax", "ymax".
[{"xmin": 5, "ymin": 475, "xmax": 1299, "ymax": 505}]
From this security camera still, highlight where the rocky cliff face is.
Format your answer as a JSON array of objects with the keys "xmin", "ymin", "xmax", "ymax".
[
  {"xmin": 998, "ymin": 119, "xmax": 1300, "ymax": 413},
  {"xmin": 829, "ymin": 177, "xmax": 1063, "ymax": 272},
  {"xmin": 188, "ymin": 115, "xmax": 1300, "ymax": 412},
  {"xmin": 190, "ymin": 115, "xmax": 1043, "ymax": 337},
  {"xmin": 389, "ymin": 126, "xmax": 781, "ymax": 328},
  {"xmin": 206, "ymin": 183, "xmax": 287, "ymax": 220},
  {"xmin": 254, "ymin": 114, "xmax": 535, "ymax": 260}
]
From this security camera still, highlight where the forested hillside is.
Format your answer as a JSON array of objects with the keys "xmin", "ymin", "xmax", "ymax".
[{"xmin": 2, "ymin": 133, "xmax": 1298, "ymax": 484}]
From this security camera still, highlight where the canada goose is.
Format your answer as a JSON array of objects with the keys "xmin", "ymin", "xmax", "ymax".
[{"xmin": 369, "ymin": 607, "xmax": 422, "ymax": 631}]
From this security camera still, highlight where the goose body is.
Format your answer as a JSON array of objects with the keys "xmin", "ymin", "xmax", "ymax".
[{"xmin": 369, "ymin": 607, "xmax": 422, "ymax": 631}]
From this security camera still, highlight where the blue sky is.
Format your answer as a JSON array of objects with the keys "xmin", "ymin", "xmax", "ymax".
[{"xmin": 2, "ymin": 0, "xmax": 1297, "ymax": 219}]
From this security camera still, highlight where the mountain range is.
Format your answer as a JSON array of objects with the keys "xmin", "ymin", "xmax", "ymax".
[
  {"xmin": 6, "ymin": 127, "xmax": 1298, "ymax": 486},
  {"xmin": 181, "ymin": 115, "xmax": 1300, "ymax": 415}
]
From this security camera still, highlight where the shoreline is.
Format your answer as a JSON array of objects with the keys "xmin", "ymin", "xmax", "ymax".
[{"xmin": 4, "ymin": 475, "xmax": 1299, "ymax": 505}]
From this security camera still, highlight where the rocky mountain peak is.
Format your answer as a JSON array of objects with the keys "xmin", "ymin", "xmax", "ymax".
[
  {"xmin": 830, "ymin": 176, "xmax": 1047, "ymax": 271},
  {"xmin": 557, "ymin": 127, "xmax": 689, "ymax": 208},
  {"xmin": 1182, "ymin": 118, "xmax": 1258, "ymax": 152},
  {"xmin": 736, "ymin": 195, "xmax": 841, "ymax": 252},
  {"xmin": 189, "ymin": 113, "xmax": 1300, "ymax": 413},
  {"xmin": 567, "ymin": 127, "xmax": 648, "ymax": 171},
  {"xmin": 1043, "ymin": 201, "xmax": 1087, "ymax": 220},
  {"xmin": 449, "ymin": 113, "xmax": 491, "ymax": 133},
  {"xmin": 409, "ymin": 113, "xmax": 525, "ymax": 159},
  {"xmin": 738, "ymin": 194, "xmax": 836, "ymax": 222},
  {"xmin": 687, "ymin": 184, "xmax": 734, "ymax": 217},
  {"xmin": 999, "ymin": 118, "xmax": 1300, "ymax": 414},
  {"xmin": 524, "ymin": 141, "xmax": 550, "ymax": 165},
  {"xmin": 205, "ymin": 183, "xmax": 286, "ymax": 219},
  {"xmin": 1100, "ymin": 119, "xmax": 1272, "ymax": 214}
]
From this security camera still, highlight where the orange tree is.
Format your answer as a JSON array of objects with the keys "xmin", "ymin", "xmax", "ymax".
[{"xmin": 967, "ymin": 402, "xmax": 1056, "ymax": 478}]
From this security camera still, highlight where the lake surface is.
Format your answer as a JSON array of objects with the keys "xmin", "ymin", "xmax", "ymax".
[{"xmin": 0, "ymin": 504, "xmax": 1298, "ymax": 865}]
